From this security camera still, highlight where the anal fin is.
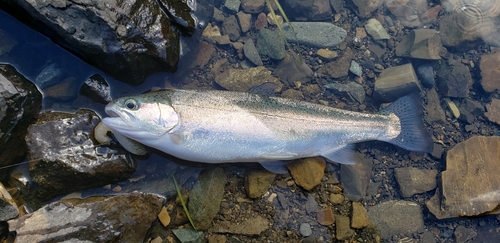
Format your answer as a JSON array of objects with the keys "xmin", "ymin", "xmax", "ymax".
[{"xmin": 320, "ymin": 144, "xmax": 356, "ymax": 165}]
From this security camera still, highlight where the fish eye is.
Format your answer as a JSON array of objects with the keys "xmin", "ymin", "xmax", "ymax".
[{"xmin": 124, "ymin": 99, "xmax": 139, "ymax": 110}]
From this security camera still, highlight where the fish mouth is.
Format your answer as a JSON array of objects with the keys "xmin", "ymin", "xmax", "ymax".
[{"xmin": 102, "ymin": 104, "xmax": 135, "ymax": 132}]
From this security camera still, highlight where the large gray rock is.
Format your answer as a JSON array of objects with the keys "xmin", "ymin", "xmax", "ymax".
[
  {"xmin": 1, "ymin": 0, "xmax": 196, "ymax": 84},
  {"xmin": 25, "ymin": 109, "xmax": 136, "ymax": 201},
  {"xmin": 282, "ymin": 22, "xmax": 347, "ymax": 48},
  {"xmin": 9, "ymin": 192, "xmax": 164, "ymax": 243},
  {"xmin": 0, "ymin": 64, "xmax": 42, "ymax": 169},
  {"xmin": 188, "ymin": 167, "xmax": 227, "ymax": 230},
  {"xmin": 368, "ymin": 200, "xmax": 424, "ymax": 239},
  {"xmin": 436, "ymin": 57, "xmax": 472, "ymax": 98}
]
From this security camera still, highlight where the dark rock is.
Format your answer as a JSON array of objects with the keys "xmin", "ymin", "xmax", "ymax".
[
  {"xmin": 243, "ymin": 39, "xmax": 263, "ymax": 66},
  {"xmin": 43, "ymin": 77, "xmax": 79, "ymax": 101},
  {"xmin": 222, "ymin": 15, "xmax": 240, "ymax": 42},
  {"xmin": 457, "ymin": 98, "xmax": 484, "ymax": 124},
  {"xmin": 317, "ymin": 48, "xmax": 354, "ymax": 79},
  {"xmin": 274, "ymin": 51, "xmax": 313, "ymax": 84},
  {"xmin": 329, "ymin": 0, "xmax": 344, "ymax": 13},
  {"xmin": 368, "ymin": 200, "xmax": 424, "ymax": 239},
  {"xmin": 2, "ymin": 0, "xmax": 195, "ymax": 84},
  {"xmin": 0, "ymin": 64, "xmax": 42, "ymax": 169},
  {"xmin": 346, "ymin": 0, "xmax": 382, "ymax": 17},
  {"xmin": 79, "ymin": 74, "xmax": 112, "ymax": 104},
  {"xmin": 394, "ymin": 167, "xmax": 438, "ymax": 197},
  {"xmin": 324, "ymin": 82, "xmax": 365, "ymax": 103},
  {"xmin": 8, "ymin": 192, "xmax": 164, "ymax": 243},
  {"xmin": 396, "ymin": 29, "xmax": 442, "ymax": 60},
  {"xmin": 439, "ymin": 12, "xmax": 493, "ymax": 50},
  {"xmin": 172, "ymin": 228, "xmax": 204, "ymax": 243},
  {"xmin": 480, "ymin": 51, "xmax": 500, "ymax": 92},
  {"xmin": 281, "ymin": 0, "xmax": 332, "ymax": 20},
  {"xmin": 425, "ymin": 88, "xmax": 445, "ymax": 125},
  {"xmin": 436, "ymin": 58, "xmax": 472, "ymax": 98},
  {"xmin": 340, "ymin": 153, "xmax": 372, "ymax": 201},
  {"xmin": 0, "ymin": 183, "xmax": 18, "ymax": 221},
  {"xmin": 240, "ymin": 0, "xmax": 265, "ymax": 13},
  {"xmin": 431, "ymin": 143, "xmax": 444, "ymax": 160},
  {"xmin": 373, "ymin": 63, "xmax": 420, "ymax": 102},
  {"xmin": 256, "ymin": 28, "xmax": 286, "ymax": 60},
  {"xmin": 427, "ymin": 136, "xmax": 500, "ymax": 219},
  {"xmin": 25, "ymin": 109, "xmax": 136, "ymax": 201},
  {"xmin": 454, "ymin": 225, "xmax": 477, "ymax": 243},
  {"xmin": 188, "ymin": 168, "xmax": 227, "ymax": 230},
  {"xmin": 244, "ymin": 169, "xmax": 276, "ymax": 198},
  {"xmin": 416, "ymin": 64, "xmax": 435, "ymax": 87},
  {"xmin": 35, "ymin": 63, "xmax": 63, "ymax": 89}
]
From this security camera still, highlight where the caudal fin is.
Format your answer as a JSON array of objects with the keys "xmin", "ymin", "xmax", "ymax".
[{"xmin": 380, "ymin": 93, "xmax": 433, "ymax": 153}]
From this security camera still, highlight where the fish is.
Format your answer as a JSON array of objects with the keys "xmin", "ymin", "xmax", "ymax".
[{"xmin": 101, "ymin": 89, "xmax": 433, "ymax": 174}]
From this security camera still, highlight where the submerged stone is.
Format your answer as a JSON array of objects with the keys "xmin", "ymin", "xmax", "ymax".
[{"xmin": 25, "ymin": 109, "xmax": 136, "ymax": 201}]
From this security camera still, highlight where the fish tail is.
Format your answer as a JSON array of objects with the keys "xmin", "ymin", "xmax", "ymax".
[{"xmin": 380, "ymin": 93, "xmax": 433, "ymax": 153}]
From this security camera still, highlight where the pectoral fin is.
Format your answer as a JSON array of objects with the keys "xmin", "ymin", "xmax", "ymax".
[
  {"xmin": 259, "ymin": 161, "xmax": 289, "ymax": 174},
  {"xmin": 321, "ymin": 144, "xmax": 356, "ymax": 165}
]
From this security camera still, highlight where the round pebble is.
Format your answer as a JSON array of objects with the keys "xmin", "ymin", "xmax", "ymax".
[{"xmin": 300, "ymin": 222, "xmax": 313, "ymax": 237}]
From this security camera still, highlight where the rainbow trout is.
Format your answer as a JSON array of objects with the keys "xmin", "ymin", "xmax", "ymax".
[{"xmin": 102, "ymin": 89, "xmax": 432, "ymax": 173}]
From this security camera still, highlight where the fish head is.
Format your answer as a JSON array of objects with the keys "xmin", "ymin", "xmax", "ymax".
[{"xmin": 102, "ymin": 95, "xmax": 179, "ymax": 141}]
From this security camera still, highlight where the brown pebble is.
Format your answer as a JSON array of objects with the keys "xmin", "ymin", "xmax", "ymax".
[{"xmin": 317, "ymin": 207, "xmax": 335, "ymax": 226}]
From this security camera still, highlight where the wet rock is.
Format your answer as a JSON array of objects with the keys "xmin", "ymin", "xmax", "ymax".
[
  {"xmin": 256, "ymin": 28, "xmax": 286, "ymax": 60},
  {"xmin": 336, "ymin": 215, "xmax": 354, "ymax": 240},
  {"xmin": 457, "ymin": 98, "xmax": 484, "ymax": 124},
  {"xmin": 365, "ymin": 18, "xmax": 389, "ymax": 40},
  {"xmin": 79, "ymin": 74, "xmax": 112, "ymax": 104},
  {"xmin": 346, "ymin": 0, "xmax": 382, "ymax": 17},
  {"xmin": 0, "ymin": 64, "xmax": 42, "ymax": 169},
  {"xmin": 305, "ymin": 195, "xmax": 321, "ymax": 213},
  {"xmin": 316, "ymin": 49, "xmax": 338, "ymax": 60},
  {"xmin": 43, "ymin": 77, "xmax": 79, "ymax": 101},
  {"xmin": 240, "ymin": 0, "xmax": 265, "ymax": 13},
  {"xmin": 172, "ymin": 228, "xmax": 204, "ymax": 243},
  {"xmin": 454, "ymin": 225, "xmax": 477, "ymax": 243},
  {"xmin": 212, "ymin": 215, "xmax": 269, "ymax": 235},
  {"xmin": 421, "ymin": 5, "xmax": 441, "ymax": 24},
  {"xmin": 340, "ymin": 153, "xmax": 372, "ymax": 201},
  {"xmin": 188, "ymin": 168, "xmax": 227, "ymax": 230},
  {"xmin": 224, "ymin": 0, "xmax": 240, "ymax": 13},
  {"xmin": 368, "ymin": 200, "xmax": 424, "ymax": 239},
  {"xmin": 394, "ymin": 167, "xmax": 438, "ymax": 197},
  {"xmin": 282, "ymin": 22, "xmax": 347, "ymax": 48},
  {"xmin": 317, "ymin": 47, "xmax": 354, "ymax": 79},
  {"xmin": 281, "ymin": 0, "xmax": 332, "ymax": 20},
  {"xmin": 436, "ymin": 57, "xmax": 472, "ymax": 98},
  {"xmin": 439, "ymin": 12, "xmax": 495, "ymax": 50},
  {"xmin": 351, "ymin": 202, "xmax": 369, "ymax": 229},
  {"xmin": 9, "ymin": 192, "xmax": 164, "ymax": 242},
  {"xmin": 35, "ymin": 63, "xmax": 63, "ymax": 89},
  {"xmin": 480, "ymin": 51, "xmax": 500, "ymax": 92},
  {"xmin": 427, "ymin": 136, "xmax": 500, "ymax": 219},
  {"xmin": 274, "ymin": 51, "xmax": 313, "ymax": 84},
  {"xmin": 243, "ymin": 39, "xmax": 263, "ymax": 66},
  {"xmin": 281, "ymin": 89, "xmax": 304, "ymax": 100},
  {"xmin": 431, "ymin": 143, "xmax": 444, "ymax": 160},
  {"xmin": 0, "ymin": 182, "xmax": 18, "ymax": 221},
  {"xmin": 485, "ymin": 99, "xmax": 500, "ymax": 125},
  {"xmin": 395, "ymin": 29, "xmax": 443, "ymax": 60},
  {"xmin": 158, "ymin": 206, "xmax": 171, "ymax": 227},
  {"xmin": 386, "ymin": 0, "xmax": 424, "ymax": 28},
  {"xmin": 25, "ymin": 109, "xmax": 136, "ymax": 200},
  {"xmin": 222, "ymin": 15, "xmax": 241, "ymax": 42},
  {"xmin": 5, "ymin": 0, "xmax": 194, "ymax": 85},
  {"xmin": 299, "ymin": 222, "xmax": 312, "ymax": 237},
  {"xmin": 329, "ymin": 194, "xmax": 345, "ymax": 204},
  {"xmin": 373, "ymin": 63, "xmax": 420, "ymax": 102},
  {"xmin": 316, "ymin": 207, "xmax": 335, "ymax": 226},
  {"xmin": 287, "ymin": 157, "xmax": 326, "ymax": 191},
  {"xmin": 214, "ymin": 66, "xmax": 282, "ymax": 92},
  {"xmin": 416, "ymin": 64, "xmax": 435, "ymax": 87},
  {"xmin": 254, "ymin": 12, "xmax": 268, "ymax": 30},
  {"xmin": 349, "ymin": 61, "xmax": 362, "ymax": 76},
  {"xmin": 324, "ymin": 82, "xmax": 365, "ymax": 103},
  {"xmin": 443, "ymin": 98, "xmax": 460, "ymax": 119},
  {"xmin": 237, "ymin": 11, "xmax": 251, "ymax": 33},
  {"xmin": 244, "ymin": 169, "xmax": 276, "ymax": 198},
  {"xmin": 425, "ymin": 88, "xmax": 446, "ymax": 124}
]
